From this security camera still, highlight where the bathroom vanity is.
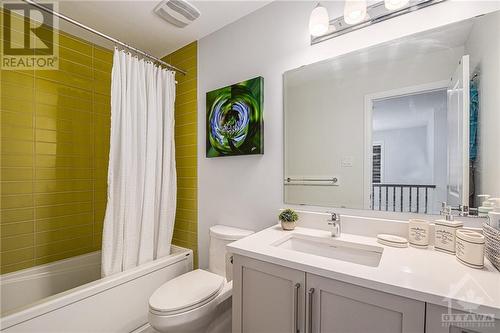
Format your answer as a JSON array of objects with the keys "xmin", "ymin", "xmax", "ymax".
[
  {"xmin": 262, "ymin": 10, "xmax": 500, "ymax": 332},
  {"xmin": 228, "ymin": 223, "xmax": 500, "ymax": 333},
  {"xmin": 228, "ymin": 9, "xmax": 500, "ymax": 333}
]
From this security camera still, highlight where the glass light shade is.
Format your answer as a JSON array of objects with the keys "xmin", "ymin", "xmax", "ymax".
[
  {"xmin": 344, "ymin": 0, "xmax": 367, "ymax": 25},
  {"xmin": 384, "ymin": 0, "xmax": 410, "ymax": 10},
  {"xmin": 309, "ymin": 4, "xmax": 330, "ymax": 37}
]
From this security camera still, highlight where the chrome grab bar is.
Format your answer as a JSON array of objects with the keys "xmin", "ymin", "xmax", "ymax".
[{"xmin": 285, "ymin": 177, "xmax": 338, "ymax": 183}]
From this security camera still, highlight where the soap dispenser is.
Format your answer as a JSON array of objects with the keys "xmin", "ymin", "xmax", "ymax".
[
  {"xmin": 478, "ymin": 194, "xmax": 494, "ymax": 217},
  {"xmin": 488, "ymin": 198, "xmax": 500, "ymax": 230},
  {"xmin": 434, "ymin": 203, "xmax": 463, "ymax": 254}
]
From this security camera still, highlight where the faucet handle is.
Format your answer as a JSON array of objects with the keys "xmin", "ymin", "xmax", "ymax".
[
  {"xmin": 326, "ymin": 211, "xmax": 339, "ymax": 222},
  {"xmin": 458, "ymin": 205, "xmax": 469, "ymax": 217}
]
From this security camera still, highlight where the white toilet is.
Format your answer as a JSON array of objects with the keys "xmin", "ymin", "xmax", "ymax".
[{"xmin": 148, "ymin": 225, "xmax": 253, "ymax": 333}]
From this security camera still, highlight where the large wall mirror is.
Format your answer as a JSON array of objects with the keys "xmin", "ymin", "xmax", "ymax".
[{"xmin": 284, "ymin": 11, "xmax": 499, "ymax": 216}]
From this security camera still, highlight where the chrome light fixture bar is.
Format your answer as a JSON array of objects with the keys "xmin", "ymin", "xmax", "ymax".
[{"xmin": 311, "ymin": 0, "xmax": 447, "ymax": 45}]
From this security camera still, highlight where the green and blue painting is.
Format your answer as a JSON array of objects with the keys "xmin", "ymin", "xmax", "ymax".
[{"xmin": 206, "ymin": 76, "xmax": 264, "ymax": 157}]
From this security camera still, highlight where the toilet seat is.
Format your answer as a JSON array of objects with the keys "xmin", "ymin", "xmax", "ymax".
[{"xmin": 149, "ymin": 269, "xmax": 225, "ymax": 316}]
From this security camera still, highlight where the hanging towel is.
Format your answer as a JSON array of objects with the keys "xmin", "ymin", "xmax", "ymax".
[{"xmin": 469, "ymin": 80, "xmax": 479, "ymax": 161}]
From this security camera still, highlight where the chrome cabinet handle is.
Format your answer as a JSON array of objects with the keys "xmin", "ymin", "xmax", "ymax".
[
  {"xmin": 293, "ymin": 283, "xmax": 300, "ymax": 333},
  {"xmin": 307, "ymin": 288, "xmax": 315, "ymax": 333}
]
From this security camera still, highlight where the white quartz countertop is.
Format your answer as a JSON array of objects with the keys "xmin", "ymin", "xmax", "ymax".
[{"xmin": 227, "ymin": 225, "xmax": 500, "ymax": 317}]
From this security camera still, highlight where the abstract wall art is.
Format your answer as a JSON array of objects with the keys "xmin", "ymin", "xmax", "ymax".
[{"xmin": 206, "ymin": 76, "xmax": 264, "ymax": 157}]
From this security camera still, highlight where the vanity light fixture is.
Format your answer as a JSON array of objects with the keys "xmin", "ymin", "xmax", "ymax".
[
  {"xmin": 384, "ymin": 0, "xmax": 410, "ymax": 10},
  {"xmin": 344, "ymin": 0, "xmax": 367, "ymax": 25},
  {"xmin": 310, "ymin": 0, "xmax": 447, "ymax": 45},
  {"xmin": 309, "ymin": 3, "xmax": 330, "ymax": 37}
]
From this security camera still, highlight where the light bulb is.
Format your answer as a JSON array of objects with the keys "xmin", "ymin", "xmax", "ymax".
[
  {"xmin": 309, "ymin": 4, "xmax": 330, "ymax": 37},
  {"xmin": 344, "ymin": 0, "xmax": 367, "ymax": 25},
  {"xmin": 384, "ymin": 0, "xmax": 410, "ymax": 10}
]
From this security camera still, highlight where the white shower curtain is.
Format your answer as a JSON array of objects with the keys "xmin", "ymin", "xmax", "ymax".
[{"xmin": 101, "ymin": 49, "xmax": 177, "ymax": 277}]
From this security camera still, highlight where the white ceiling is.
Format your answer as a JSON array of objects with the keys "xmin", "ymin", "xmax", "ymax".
[{"xmin": 56, "ymin": 0, "xmax": 272, "ymax": 57}]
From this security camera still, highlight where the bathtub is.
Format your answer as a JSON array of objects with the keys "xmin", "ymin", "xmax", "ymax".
[
  {"xmin": 1, "ymin": 251, "xmax": 102, "ymax": 314},
  {"xmin": 0, "ymin": 245, "xmax": 193, "ymax": 332}
]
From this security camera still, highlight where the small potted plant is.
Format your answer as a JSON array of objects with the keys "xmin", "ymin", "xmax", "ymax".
[{"xmin": 279, "ymin": 209, "xmax": 299, "ymax": 230}]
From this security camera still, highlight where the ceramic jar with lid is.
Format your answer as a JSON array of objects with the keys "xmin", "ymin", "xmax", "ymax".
[{"xmin": 455, "ymin": 229, "xmax": 485, "ymax": 269}]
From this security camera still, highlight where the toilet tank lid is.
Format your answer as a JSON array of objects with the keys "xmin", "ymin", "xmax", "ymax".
[{"xmin": 209, "ymin": 225, "xmax": 254, "ymax": 240}]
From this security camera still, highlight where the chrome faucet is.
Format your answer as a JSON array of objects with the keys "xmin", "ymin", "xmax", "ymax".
[
  {"xmin": 327, "ymin": 212, "xmax": 341, "ymax": 237},
  {"xmin": 441, "ymin": 202, "xmax": 480, "ymax": 218},
  {"xmin": 454, "ymin": 204, "xmax": 470, "ymax": 217}
]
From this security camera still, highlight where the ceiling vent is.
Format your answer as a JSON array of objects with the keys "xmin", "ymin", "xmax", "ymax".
[{"xmin": 154, "ymin": 0, "xmax": 201, "ymax": 28}]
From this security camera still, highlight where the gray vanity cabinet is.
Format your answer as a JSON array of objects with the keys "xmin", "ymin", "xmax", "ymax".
[
  {"xmin": 425, "ymin": 303, "xmax": 500, "ymax": 333},
  {"xmin": 232, "ymin": 255, "xmax": 425, "ymax": 333},
  {"xmin": 232, "ymin": 255, "xmax": 306, "ymax": 333},
  {"xmin": 307, "ymin": 273, "xmax": 425, "ymax": 333}
]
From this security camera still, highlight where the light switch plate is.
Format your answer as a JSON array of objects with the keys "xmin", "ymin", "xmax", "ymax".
[{"xmin": 341, "ymin": 156, "xmax": 353, "ymax": 167}]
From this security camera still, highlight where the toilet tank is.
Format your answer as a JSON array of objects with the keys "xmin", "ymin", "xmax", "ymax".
[{"xmin": 208, "ymin": 225, "xmax": 253, "ymax": 278}]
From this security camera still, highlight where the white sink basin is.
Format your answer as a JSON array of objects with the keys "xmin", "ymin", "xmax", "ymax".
[{"xmin": 272, "ymin": 234, "xmax": 383, "ymax": 267}]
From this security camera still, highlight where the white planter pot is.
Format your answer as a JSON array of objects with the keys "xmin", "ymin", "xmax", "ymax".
[{"xmin": 280, "ymin": 221, "xmax": 297, "ymax": 230}]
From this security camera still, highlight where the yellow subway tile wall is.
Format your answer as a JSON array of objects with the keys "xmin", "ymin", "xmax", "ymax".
[
  {"xmin": 162, "ymin": 42, "xmax": 198, "ymax": 267},
  {"xmin": 1, "ymin": 19, "xmax": 113, "ymax": 273}
]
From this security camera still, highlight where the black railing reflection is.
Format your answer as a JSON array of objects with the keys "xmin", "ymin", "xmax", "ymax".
[{"xmin": 372, "ymin": 184, "xmax": 436, "ymax": 214}]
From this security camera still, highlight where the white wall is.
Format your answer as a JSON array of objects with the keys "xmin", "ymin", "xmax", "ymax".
[
  {"xmin": 198, "ymin": 1, "xmax": 500, "ymax": 268},
  {"xmin": 374, "ymin": 127, "xmax": 430, "ymax": 184},
  {"xmin": 464, "ymin": 11, "xmax": 500, "ymax": 200}
]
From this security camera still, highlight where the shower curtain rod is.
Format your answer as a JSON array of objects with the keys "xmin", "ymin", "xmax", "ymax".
[{"xmin": 22, "ymin": 0, "xmax": 187, "ymax": 75}]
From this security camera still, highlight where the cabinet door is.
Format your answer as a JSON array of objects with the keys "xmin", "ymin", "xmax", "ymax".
[
  {"xmin": 306, "ymin": 274, "xmax": 425, "ymax": 333},
  {"xmin": 232, "ymin": 255, "xmax": 306, "ymax": 333},
  {"xmin": 426, "ymin": 303, "xmax": 500, "ymax": 333}
]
